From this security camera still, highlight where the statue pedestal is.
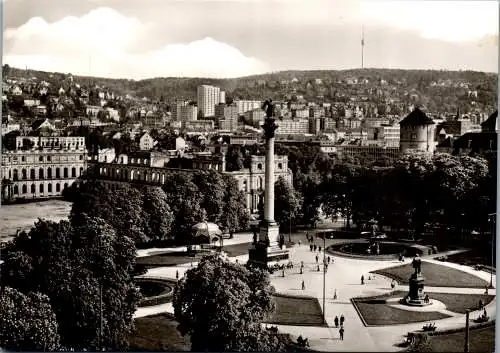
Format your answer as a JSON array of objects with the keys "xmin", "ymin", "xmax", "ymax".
[
  {"xmin": 405, "ymin": 273, "xmax": 431, "ymax": 306},
  {"xmin": 248, "ymin": 221, "xmax": 289, "ymax": 268}
]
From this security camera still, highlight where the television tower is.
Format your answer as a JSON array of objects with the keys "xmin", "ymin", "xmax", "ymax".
[{"xmin": 361, "ymin": 25, "xmax": 365, "ymax": 69}]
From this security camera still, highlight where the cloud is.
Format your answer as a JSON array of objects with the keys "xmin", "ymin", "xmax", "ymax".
[
  {"xmin": 361, "ymin": 1, "xmax": 498, "ymax": 43},
  {"xmin": 4, "ymin": 7, "xmax": 270, "ymax": 79}
]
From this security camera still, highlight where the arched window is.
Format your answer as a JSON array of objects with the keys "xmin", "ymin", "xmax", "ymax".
[
  {"xmin": 39, "ymin": 184, "xmax": 44, "ymax": 193},
  {"xmin": 56, "ymin": 183, "xmax": 60, "ymax": 192},
  {"xmin": 13, "ymin": 185, "xmax": 19, "ymax": 194},
  {"xmin": 48, "ymin": 183, "xmax": 52, "ymax": 193},
  {"xmin": 257, "ymin": 163, "xmax": 263, "ymax": 170},
  {"xmin": 278, "ymin": 163, "xmax": 283, "ymax": 170},
  {"xmin": 22, "ymin": 169, "xmax": 27, "ymax": 180},
  {"xmin": 30, "ymin": 169, "xmax": 35, "ymax": 179},
  {"xmin": 13, "ymin": 169, "xmax": 18, "ymax": 181},
  {"xmin": 22, "ymin": 185, "xmax": 27, "ymax": 194},
  {"xmin": 39, "ymin": 168, "xmax": 44, "ymax": 179},
  {"xmin": 71, "ymin": 167, "xmax": 76, "ymax": 178},
  {"xmin": 47, "ymin": 167, "xmax": 52, "ymax": 179},
  {"xmin": 243, "ymin": 180, "xmax": 248, "ymax": 192},
  {"xmin": 63, "ymin": 168, "xmax": 68, "ymax": 178},
  {"xmin": 56, "ymin": 168, "xmax": 60, "ymax": 178},
  {"xmin": 31, "ymin": 184, "xmax": 35, "ymax": 193}
]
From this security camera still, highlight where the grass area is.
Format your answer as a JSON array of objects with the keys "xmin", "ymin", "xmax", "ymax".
[
  {"xmin": 128, "ymin": 313, "xmax": 190, "ymax": 352},
  {"xmin": 136, "ymin": 251, "xmax": 207, "ymax": 267},
  {"xmin": 445, "ymin": 249, "xmax": 496, "ymax": 270},
  {"xmin": 352, "ymin": 296, "xmax": 451, "ymax": 326},
  {"xmin": 135, "ymin": 281, "xmax": 172, "ymax": 298},
  {"xmin": 427, "ymin": 293, "xmax": 494, "ymax": 314},
  {"xmin": 428, "ymin": 325, "xmax": 495, "ymax": 353},
  {"xmin": 372, "ymin": 262, "xmax": 489, "ymax": 288},
  {"xmin": 267, "ymin": 294, "xmax": 326, "ymax": 327}
]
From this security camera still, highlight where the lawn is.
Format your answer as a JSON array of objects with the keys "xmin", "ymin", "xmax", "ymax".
[
  {"xmin": 128, "ymin": 313, "xmax": 190, "ymax": 352},
  {"xmin": 426, "ymin": 293, "xmax": 494, "ymax": 314},
  {"xmin": 372, "ymin": 262, "xmax": 489, "ymax": 288},
  {"xmin": 267, "ymin": 294, "xmax": 326, "ymax": 327},
  {"xmin": 352, "ymin": 296, "xmax": 451, "ymax": 326},
  {"xmin": 428, "ymin": 325, "xmax": 495, "ymax": 352}
]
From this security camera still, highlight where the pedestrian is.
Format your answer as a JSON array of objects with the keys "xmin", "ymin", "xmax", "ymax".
[
  {"xmin": 310, "ymin": 244, "xmax": 313, "ymax": 252},
  {"xmin": 319, "ymin": 246, "xmax": 322, "ymax": 252},
  {"xmin": 300, "ymin": 267, "xmax": 303, "ymax": 274},
  {"xmin": 485, "ymin": 286, "xmax": 489, "ymax": 295},
  {"xmin": 334, "ymin": 289, "xmax": 337, "ymax": 300},
  {"xmin": 325, "ymin": 263, "xmax": 328, "ymax": 271},
  {"xmin": 361, "ymin": 275, "xmax": 364, "ymax": 285},
  {"xmin": 334, "ymin": 316, "xmax": 339, "ymax": 327},
  {"xmin": 176, "ymin": 270, "xmax": 179, "ymax": 280},
  {"xmin": 315, "ymin": 255, "xmax": 319, "ymax": 263},
  {"xmin": 328, "ymin": 256, "xmax": 331, "ymax": 264},
  {"xmin": 301, "ymin": 261, "xmax": 304, "ymax": 268},
  {"xmin": 317, "ymin": 264, "xmax": 320, "ymax": 272},
  {"xmin": 479, "ymin": 299, "xmax": 484, "ymax": 310},
  {"xmin": 298, "ymin": 240, "xmax": 301, "ymax": 247},
  {"xmin": 339, "ymin": 326, "xmax": 344, "ymax": 341},
  {"xmin": 340, "ymin": 314, "xmax": 345, "ymax": 326},
  {"xmin": 301, "ymin": 280, "xmax": 305, "ymax": 290},
  {"xmin": 314, "ymin": 244, "xmax": 317, "ymax": 251}
]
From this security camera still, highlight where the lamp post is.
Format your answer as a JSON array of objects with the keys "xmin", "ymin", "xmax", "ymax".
[
  {"xmin": 322, "ymin": 229, "xmax": 326, "ymax": 325},
  {"xmin": 289, "ymin": 204, "xmax": 292, "ymax": 243}
]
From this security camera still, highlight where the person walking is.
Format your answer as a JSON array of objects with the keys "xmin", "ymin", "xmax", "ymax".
[
  {"xmin": 340, "ymin": 314, "xmax": 345, "ymax": 326},
  {"xmin": 361, "ymin": 275, "xmax": 364, "ymax": 285},
  {"xmin": 315, "ymin": 255, "xmax": 319, "ymax": 263},
  {"xmin": 318, "ymin": 246, "xmax": 322, "ymax": 253},
  {"xmin": 327, "ymin": 256, "xmax": 331, "ymax": 264},
  {"xmin": 176, "ymin": 270, "xmax": 179, "ymax": 280},
  {"xmin": 301, "ymin": 280, "xmax": 305, "ymax": 290},
  {"xmin": 334, "ymin": 316, "xmax": 339, "ymax": 328},
  {"xmin": 298, "ymin": 240, "xmax": 301, "ymax": 247},
  {"xmin": 314, "ymin": 244, "xmax": 317, "ymax": 251},
  {"xmin": 333, "ymin": 289, "xmax": 337, "ymax": 300},
  {"xmin": 339, "ymin": 326, "xmax": 344, "ymax": 341},
  {"xmin": 310, "ymin": 244, "xmax": 313, "ymax": 251}
]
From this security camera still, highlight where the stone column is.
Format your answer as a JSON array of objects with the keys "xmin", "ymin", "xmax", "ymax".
[{"xmin": 264, "ymin": 136, "xmax": 275, "ymax": 223}]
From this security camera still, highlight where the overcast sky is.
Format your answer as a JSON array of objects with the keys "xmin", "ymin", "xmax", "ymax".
[{"xmin": 3, "ymin": 0, "xmax": 499, "ymax": 79}]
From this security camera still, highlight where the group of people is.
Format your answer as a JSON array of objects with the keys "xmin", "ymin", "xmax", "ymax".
[{"xmin": 334, "ymin": 315, "xmax": 346, "ymax": 340}]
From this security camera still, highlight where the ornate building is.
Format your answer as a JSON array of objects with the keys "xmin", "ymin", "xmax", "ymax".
[
  {"xmin": 1, "ymin": 136, "xmax": 87, "ymax": 202},
  {"xmin": 91, "ymin": 151, "xmax": 292, "ymax": 213}
]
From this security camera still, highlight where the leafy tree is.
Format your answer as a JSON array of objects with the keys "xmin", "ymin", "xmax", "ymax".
[
  {"xmin": 70, "ymin": 180, "xmax": 148, "ymax": 244},
  {"xmin": 220, "ymin": 174, "xmax": 250, "ymax": 236},
  {"xmin": 295, "ymin": 172, "xmax": 322, "ymax": 227},
  {"xmin": 274, "ymin": 177, "xmax": 302, "ymax": 229},
  {"xmin": 0, "ymin": 217, "xmax": 140, "ymax": 351},
  {"xmin": 173, "ymin": 255, "xmax": 284, "ymax": 352},
  {"xmin": 0, "ymin": 287, "xmax": 60, "ymax": 351},
  {"xmin": 141, "ymin": 186, "xmax": 174, "ymax": 244},
  {"xmin": 225, "ymin": 145, "xmax": 245, "ymax": 171}
]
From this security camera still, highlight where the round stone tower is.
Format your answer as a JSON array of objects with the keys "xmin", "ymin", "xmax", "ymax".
[{"xmin": 399, "ymin": 107, "xmax": 436, "ymax": 155}]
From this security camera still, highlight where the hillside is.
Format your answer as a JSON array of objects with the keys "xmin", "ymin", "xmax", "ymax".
[{"xmin": 4, "ymin": 65, "xmax": 497, "ymax": 113}]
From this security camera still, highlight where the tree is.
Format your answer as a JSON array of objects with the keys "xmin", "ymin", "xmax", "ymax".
[
  {"xmin": 141, "ymin": 186, "xmax": 174, "ymax": 245},
  {"xmin": 0, "ymin": 287, "xmax": 60, "ymax": 351},
  {"xmin": 70, "ymin": 180, "xmax": 148, "ymax": 244},
  {"xmin": 0, "ymin": 217, "xmax": 140, "ymax": 351},
  {"xmin": 225, "ymin": 145, "xmax": 245, "ymax": 171},
  {"xmin": 274, "ymin": 177, "xmax": 302, "ymax": 229},
  {"xmin": 173, "ymin": 255, "xmax": 284, "ymax": 352},
  {"xmin": 295, "ymin": 173, "xmax": 322, "ymax": 227},
  {"xmin": 220, "ymin": 175, "xmax": 250, "ymax": 236}
]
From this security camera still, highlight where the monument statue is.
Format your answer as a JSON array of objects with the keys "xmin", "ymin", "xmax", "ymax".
[{"xmin": 412, "ymin": 255, "xmax": 422, "ymax": 275}]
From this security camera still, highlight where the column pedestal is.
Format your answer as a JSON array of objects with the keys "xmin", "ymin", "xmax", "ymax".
[{"xmin": 248, "ymin": 221, "xmax": 289, "ymax": 268}]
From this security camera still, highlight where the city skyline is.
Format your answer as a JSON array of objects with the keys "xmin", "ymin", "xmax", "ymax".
[{"xmin": 3, "ymin": 0, "xmax": 499, "ymax": 79}]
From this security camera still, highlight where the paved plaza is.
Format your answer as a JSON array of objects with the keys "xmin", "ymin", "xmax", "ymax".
[{"xmin": 134, "ymin": 232, "xmax": 496, "ymax": 352}]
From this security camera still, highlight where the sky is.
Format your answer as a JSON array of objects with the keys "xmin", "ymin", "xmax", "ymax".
[{"xmin": 2, "ymin": 0, "xmax": 499, "ymax": 79}]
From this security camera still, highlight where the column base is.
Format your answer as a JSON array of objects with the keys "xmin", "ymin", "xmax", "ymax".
[{"xmin": 248, "ymin": 221, "xmax": 289, "ymax": 268}]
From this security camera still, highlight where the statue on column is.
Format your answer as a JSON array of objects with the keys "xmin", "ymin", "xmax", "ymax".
[{"xmin": 262, "ymin": 99, "xmax": 278, "ymax": 139}]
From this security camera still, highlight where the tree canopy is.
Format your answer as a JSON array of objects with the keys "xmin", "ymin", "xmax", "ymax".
[{"xmin": 173, "ymin": 255, "xmax": 285, "ymax": 352}]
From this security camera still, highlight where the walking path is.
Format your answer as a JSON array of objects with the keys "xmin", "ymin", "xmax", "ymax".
[{"xmin": 134, "ymin": 233, "xmax": 496, "ymax": 352}]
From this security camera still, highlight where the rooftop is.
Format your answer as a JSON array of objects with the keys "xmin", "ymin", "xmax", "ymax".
[{"xmin": 399, "ymin": 107, "xmax": 435, "ymax": 126}]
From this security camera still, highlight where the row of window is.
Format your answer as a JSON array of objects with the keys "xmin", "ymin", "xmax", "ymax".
[
  {"xmin": 11, "ymin": 182, "xmax": 69, "ymax": 195},
  {"xmin": 7, "ymin": 155, "xmax": 84, "ymax": 163},
  {"xmin": 10, "ymin": 167, "xmax": 84, "ymax": 181}
]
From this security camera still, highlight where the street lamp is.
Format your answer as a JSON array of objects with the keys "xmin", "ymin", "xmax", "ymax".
[
  {"xmin": 322, "ymin": 229, "xmax": 326, "ymax": 325},
  {"xmin": 289, "ymin": 203, "xmax": 292, "ymax": 243}
]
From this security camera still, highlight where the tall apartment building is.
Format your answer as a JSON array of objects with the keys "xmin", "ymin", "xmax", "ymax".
[
  {"xmin": 179, "ymin": 104, "xmax": 198, "ymax": 122},
  {"xmin": 197, "ymin": 85, "xmax": 220, "ymax": 118},
  {"xmin": 1, "ymin": 136, "xmax": 87, "ymax": 203},
  {"xmin": 215, "ymin": 103, "xmax": 239, "ymax": 131},
  {"xmin": 275, "ymin": 118, "xmax": 309, "ymax": 135},
  {"xmin": 235, "ymin": 100, "xmax": 261, "ymax": 115}
]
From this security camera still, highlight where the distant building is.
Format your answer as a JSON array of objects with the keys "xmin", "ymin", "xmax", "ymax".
[
  {"xmin": 138, "ymin": 132, "xmax": 156, "ymax": 151},
  {"xmin": 481, "ymin": 111, "xmax": 498, "ymax": 133},
  {"xmin": 215, "ymin": 103, "xmax": 239, "ymax": 131},
  {"xmin": 179, "ymin": 104, "xmax": 198, "ymax": 122},
  {"xmin": 197, "ymin": 85, "xmax": 220, "ymax": 118},
  {"xmin": 399, "ymin": 108, "xmax": 436, "ymax": 155},
  {"xmin": 235, "ymin": 100, "xmax": 261, "ymax": 115},
  {"xmin": 275, "ymin": 118, "xmax": 309, "ymax": 135}
]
